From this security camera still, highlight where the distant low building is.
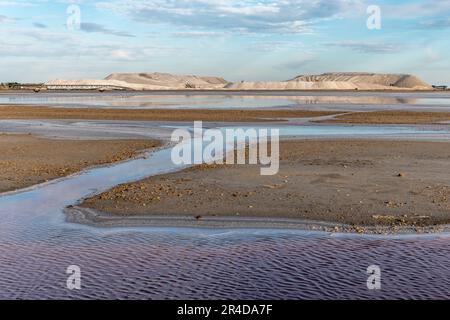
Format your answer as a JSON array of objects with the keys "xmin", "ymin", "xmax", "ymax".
[
  {"xmin": 432, "ymin": 85, "xmax": 448, "ymax": 90},
  {"xmin": 46, "ymin": 84, "xmax": 127, "ymax": 90},
  {"xmin": 45, "ymin": 79, "xmax": 130, "ymax": 90}
]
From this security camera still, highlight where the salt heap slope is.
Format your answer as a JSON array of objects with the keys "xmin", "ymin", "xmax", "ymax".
[
  {"xmin": 226, "ymin": 72, "xmax": 432, "ymax": 90},
  {"xmin": 105, "ymin": 72, "xmax": 228, "ymax": 89}
]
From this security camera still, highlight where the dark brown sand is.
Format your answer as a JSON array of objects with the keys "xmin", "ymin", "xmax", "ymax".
[
  {"xmin": 0, "ymin": 105, "xmax": 340, "ymax": 122},
  {"xmin": 3, "ymin": 105, "xmax": 450, "ymax": 124},
  {"xmin": 0, "ymin": 134, "xmax": 161, "ymax": 193},
  {"xmin": 81, "ymin": 140, "xmax": 450, "ymax": 230},
  {"xmin": 323, "ymin": 111, "xmax": 450, "ymax": 124}
]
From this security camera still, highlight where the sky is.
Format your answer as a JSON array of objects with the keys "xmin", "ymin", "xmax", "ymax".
[{"xmin": 0, "ymin": 0, "xmax": 449, "ymax": 84}]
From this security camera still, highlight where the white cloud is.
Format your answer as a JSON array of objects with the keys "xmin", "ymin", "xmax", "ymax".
[
  {"xmin": 217, "ymin": 3, "xmax": 280, "ymax": 15},
  {"xmin": 424, "ymin": 47, "xmax": 441, "ymax": 63},
  {"xmin": 171, "ymin": 31, "xmax": 228, "ymax": 38},
  {"xmin": 248, "ymin": 40, "xmax": 305, "ymax": 52},
  {"xmin": 326, "ymin": 41, "xmax": 406, "ymax": 54},
  {"xmin": 382, "ymin": 0, "xmax": 450, "ymax": 19},
  {"xmin": 0, "ymin": 14, "xmax": 16, "ymax": 23},
  {"xmin": 0, "ymin": 1, "xmax": 37, "ymax": 7},
  {"xmin": 97, "ymin": 0, "xmax": 363, "ymax": 34},
  {"xmin": 79, "ymin": 22, "xmax": 135, "ymax": 37},
  {"xmin": 111, "ymin": 49, "xmax": 133, "ymax": 60}
]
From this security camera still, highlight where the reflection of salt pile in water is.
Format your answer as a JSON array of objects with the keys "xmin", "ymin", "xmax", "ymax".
[{"xmin": 226, "ymin": 72, "xmax": 432, "ymax": 90}]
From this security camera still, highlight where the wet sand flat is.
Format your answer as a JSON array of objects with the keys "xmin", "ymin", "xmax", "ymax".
[
  {"xmin": 3, "ymin": 105, "xmax": 450, "ymax": 124},
  {"xmin": 0, "ymin": 134, "xmax": 161, "ymax": 193},
  {"xmin": 0, "ymin": 105, "xmax": 340, "ymax": 122},
  {"xmin": 81, "ymin": 140, "xmax": 450, "ymax": 231},
  {"xmin": 323, "ymin": 111, "xmax": 450, "ymax": 124}
]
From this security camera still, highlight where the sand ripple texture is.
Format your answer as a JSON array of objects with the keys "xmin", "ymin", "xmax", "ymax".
[{"xmin": 0, "ymin": 226, "xmax": 449, "ymax": 300}]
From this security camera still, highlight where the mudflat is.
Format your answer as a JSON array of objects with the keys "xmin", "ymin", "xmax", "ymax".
[
  {"xmin": 3, "ymin": 105, "xmax": 450, "ymax": 124},
  {"xmin": 80, "ymin": 140, "xmax": 450, "ymax": 231},
  {"xmin": 0, "ymin": 105, "xmax": 339, "ymax": 122},
  {"xmin": 0, "ymin": 134, "xmax": 161, "ymax": 193},
  {"xmin": 323, "ymin": 111, "xmax": 450, "ymax": 124}
]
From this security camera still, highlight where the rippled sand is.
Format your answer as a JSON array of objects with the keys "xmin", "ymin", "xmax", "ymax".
[{"xmin": 0, "ymin": 228, "xmax": 449, "ymax": 299}]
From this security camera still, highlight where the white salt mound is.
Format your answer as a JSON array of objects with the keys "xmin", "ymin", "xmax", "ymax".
[
  {"xmin": 227, "ymin": 72, "xmax": 431, "ymax": 90},
  {"xmin": 105, "ymin": 72, "xmax": 228, "ymax": 89},
  {"xmin": 45, "ymin": 72, "xmax": 431, "ymax": 91}
]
